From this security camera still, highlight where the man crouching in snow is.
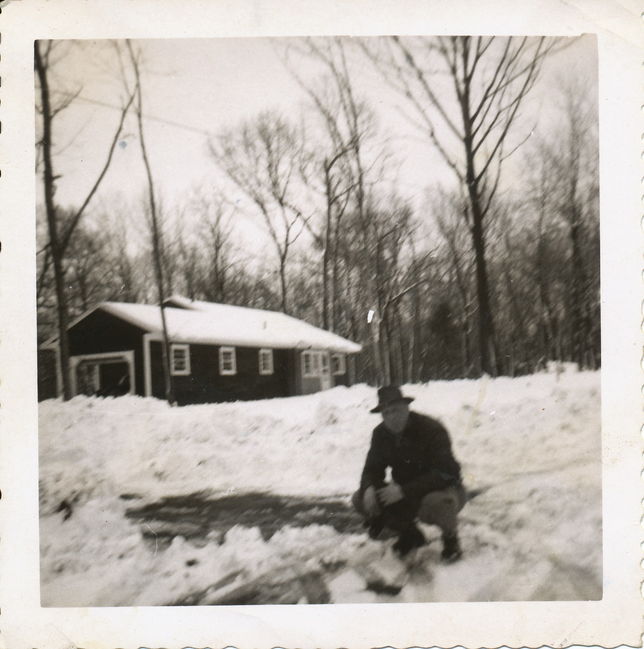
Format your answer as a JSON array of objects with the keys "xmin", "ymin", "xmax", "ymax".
[{"xmin": 352, "ymin": 386, "xmax": 465, "ymax": 562}]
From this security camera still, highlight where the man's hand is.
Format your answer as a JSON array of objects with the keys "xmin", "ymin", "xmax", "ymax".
[
  {"xmin": 377, "ymin": 482, "xmax": 404, "ymax": 505},
  {"xmin": 363, "ymin": 486, "xmax": 381, "ymax": 517}
]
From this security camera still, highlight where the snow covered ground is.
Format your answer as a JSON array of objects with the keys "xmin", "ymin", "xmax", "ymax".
[{"xmin": 39, "ymin": 369, "xmax": 602, "ymax": 606}]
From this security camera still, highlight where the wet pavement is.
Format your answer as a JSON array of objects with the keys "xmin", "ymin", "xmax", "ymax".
[{"xmin": 125, "ymin": 490, "xmax": 363, "ymax": 547}]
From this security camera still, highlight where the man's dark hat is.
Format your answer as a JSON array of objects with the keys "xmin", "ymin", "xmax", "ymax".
[{"xmin": 370, "ymin": 385, "xmax": 414, "ymax": 413}]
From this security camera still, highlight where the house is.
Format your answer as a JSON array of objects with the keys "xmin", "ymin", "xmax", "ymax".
[{"xmin": 38, "ymin": 296, "xmax": 362, "ymax": 404}]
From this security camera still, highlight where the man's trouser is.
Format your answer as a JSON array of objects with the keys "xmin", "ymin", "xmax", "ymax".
[{"xmin": 351, "ymin": 484, "xmax": 466, "ymax": 536}]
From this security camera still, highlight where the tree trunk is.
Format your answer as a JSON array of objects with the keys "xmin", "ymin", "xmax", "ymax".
[
  {"xmin": 321, "ymin": 163, "xmax": 333, "ymax": 329},
  {"xmin": 568, "ymin": 212, "xmax": 587, "ymax": 368},
  {"xmin": 393, "ymin": 303, "xmax": 406, "ymax": 384},
  {"xmin": 502, "ymin": 262, "xmax": 530, "ymax": 369},
  {"xmin": 35, "ymin": 42, "xmax": 73, "ymax": 400},
  {"xmin": 279, "ymin": 252, "xmax": 289, "ymax": 315},
  {"xmin": 127, "ymin": 41, "xmax": 175, "ymax": 404},
  {"xmin": 469, "ymin": 212, "xmax": 498, "ymax": 375},
  {"xmin": 378, "ymin": 316, "xmax": 391, "ymax": 385},
  {"xmin": 459, "ymin": 72, "xmax": 498, "ymax": 376},
  {"xmin": 51, "ymin": 249, "xmax": 73, "ymax": 399},
  {"xmin": 410, "ymin": 282, "xmax": 422, "ymax": 382},
  {"xmin": 331, "ymin": 246, "xmax": 340, "ymax": 333}
]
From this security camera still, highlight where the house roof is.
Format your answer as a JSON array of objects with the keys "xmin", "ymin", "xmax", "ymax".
[{"xmin": 91, "ymin": 297, "xmax": 362, "ymax": 353}]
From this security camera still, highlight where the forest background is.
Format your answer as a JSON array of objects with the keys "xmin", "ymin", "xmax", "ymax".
[{"xmin": 35, "ymin": 35, "xmax": 600, "ymax": 388}]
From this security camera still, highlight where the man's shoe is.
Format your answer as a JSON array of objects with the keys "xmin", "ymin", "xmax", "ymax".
[
  {"xmin": 366, "ymin": 516, "xmax": 385, "ymax": 540},
  {"xmin": 441, "ymin": 533, "xmax": 462, "ymax": 563},
  {"xmin": 393, "ymin": 525, "xmax": 426, "ymax": 557}
]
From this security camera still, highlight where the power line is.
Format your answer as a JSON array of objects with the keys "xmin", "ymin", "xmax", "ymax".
[{"xmin": 50, "ymin": 89, "xmax": 216, "ymax": 138}]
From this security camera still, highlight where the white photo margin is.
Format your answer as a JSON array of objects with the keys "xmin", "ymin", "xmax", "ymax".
[{"xmin": 0, "ymin": 1, "xmax": 641, "ymax": 648}]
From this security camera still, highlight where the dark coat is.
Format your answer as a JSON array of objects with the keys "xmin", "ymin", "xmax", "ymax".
[{"xmin": 359, "ymin": 411, "xmax": 462, "ymax": 502}]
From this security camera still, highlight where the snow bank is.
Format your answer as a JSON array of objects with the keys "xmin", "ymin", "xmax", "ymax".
[
  {"xmin": 39, "ymin": 385, "xmax": 374, "ymax": 512},
  {"xmin": 39, "ymin": 371, "xmax": 602, "ymax": 605}
]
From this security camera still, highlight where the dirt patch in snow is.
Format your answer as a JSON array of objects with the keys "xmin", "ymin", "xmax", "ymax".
[{"xmin": 125, "ymin": 491, "xmax": 364, "ymax": 548}]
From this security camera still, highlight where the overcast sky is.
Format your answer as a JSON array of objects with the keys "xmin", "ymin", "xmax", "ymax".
[{"xmin": 37, "ymin": 35, "xmax": 597, "ymax": 251}]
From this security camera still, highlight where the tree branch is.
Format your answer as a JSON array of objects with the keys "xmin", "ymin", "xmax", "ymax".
[
  {"xmin": 60, "ymin": 88, "xmax": 135, "ymax": 254},
  {"xmin": 390, "ymin": 36, "xmax": 464, "ymax": 141}
]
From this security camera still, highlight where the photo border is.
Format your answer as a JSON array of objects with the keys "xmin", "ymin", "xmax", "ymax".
[{"xmin": 1, "ymin": 1, "xmax": 641, "ymax": 647}]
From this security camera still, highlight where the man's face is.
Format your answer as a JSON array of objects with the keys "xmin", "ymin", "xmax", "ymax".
[{"xmin": 381, "ymin": 401, "xmax": 410, "ymax": 434}]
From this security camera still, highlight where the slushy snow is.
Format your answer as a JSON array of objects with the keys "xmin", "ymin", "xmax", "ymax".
[{"xmin": 39, "ymin": 369, "xmax": 602, "ymax": 605}]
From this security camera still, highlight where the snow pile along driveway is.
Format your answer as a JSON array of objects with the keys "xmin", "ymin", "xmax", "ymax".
[{"xmin": 39, "ymin": 371, "xmax": 602, "ymax": 605}]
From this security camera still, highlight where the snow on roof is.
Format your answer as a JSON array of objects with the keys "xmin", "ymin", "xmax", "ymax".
[{"xmin": 100, "ymin": 298, "xmax": 362, "ymax": 353}]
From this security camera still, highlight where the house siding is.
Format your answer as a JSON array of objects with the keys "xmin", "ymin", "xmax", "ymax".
[
  {"xmin": 150, "ymin": 341, "xmax": 294, "ymax": 404},
  {"xmin": 38, "ymin": 348, "xmax": 58, "ymax": 400},
  {"xmin": 39, "ymin": 303, "xmax": 359, "ymax": 403},
  {"xmin": 332, "ymin": 372, "xmax": 349, "ymax": 387}
]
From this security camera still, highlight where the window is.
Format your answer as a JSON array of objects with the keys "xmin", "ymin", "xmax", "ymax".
[
  {"xmin": 331, "ymin": 353, "xmax": 346, "ymax": 375},
  {"xmin": 171, "ymin": 344, "xmax": 190, "ymax": 376},
  {"xmin": 219, "ymin": 346, "xmax": 237, "ymax": 375},
  {"xmin": 302, "ymin": 350, "xmax": 316, "ymax": 378},
  {"xmin": 302, "ymin": 350, "xmax": 330, "ymax": 378},
  {"xmin": 259, "ymin": 349, "xmax": 274, "ymax": 375}
]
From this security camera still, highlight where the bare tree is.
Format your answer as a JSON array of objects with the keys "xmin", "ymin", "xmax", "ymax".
[
  {"xmin": 530, "ymin": 78, "xmax": 599, "ymax": 368},
  {"xmin": 37, "ymin": 202, "xmax": 149, "ymax": 342},
  {"xmin": 35, "ymin": 40, "xmax": 134, "ymax": 399},
  {"xmin": 64, "ymin": 222, "xmax": 116, "ymax": 312},
  {"xmin": 430, "ymin": 188, "xmax": 477, "ymax": 376},
  {"xmin": 192, "ymin": 190, "xmax": 236, "ymax": 303},
  {"xmin": 208, "ymin": 111, "xmax": 310, "ymax": 314},
  {"xmin": 518, "ymin": 147, "xmax": 562, "ymax": 363},
  {"xmin": 124, "ymin": 41, "xmax": 176, "ymax": 404},
  {"xmin": 284, "ymin": 38, "xmax": 412, "ymax": 382},
  {"xmin": 335, "ymin": 194, "xmax": 419, "ymax": 384},
  {"xmin": 492, "ymin": 206, "xmax": 536, "ymax": 375},
  {"xmin": 281, "ymin": 38, "xmax": 381, "ymax": 332},
  {"xmin": 103, "ymin": 205, "xmax": 148, "ymax": 303},
  {"xmin": 362, "ymin": 36, "xmax": 558, "ymax": 375}
]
